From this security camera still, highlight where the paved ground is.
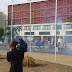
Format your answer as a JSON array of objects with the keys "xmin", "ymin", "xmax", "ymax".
[
  {"xmin": 0, "ymin": 45, "xmax": 72, "ymax": 56},
  {"xmin": 28, "ymin": 47, "xmax": 72, "ymax": 56}
]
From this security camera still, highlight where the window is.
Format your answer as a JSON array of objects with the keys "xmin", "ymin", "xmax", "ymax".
[
  {"xmin": 53, "ymin": 25, "xmax": 62, "ymax": 29},
  {"xmin": 25, "ymin": 32, "xmax": 34, "ymax": 35},
  {"xmin": 33, "ymin": 26, "xmax": 41, "ymax": 30},
  {"xmin": 65, "ymin": 24, "xmax": 72, "ymax": 29},
  {"xmin": 39, "ymin": 32, "xmax": 50, "ymax": 35},
  {"xmin": 24, "ymin": 26, "xmax": 30, "ymax": 30},
  {"xmin": 66, "ymin": 31, "xmax": 72, "ymax": 35},
  {"xmin": 43, "ymin": 25, "xmax": 51, "ymax": 30},
  {"xmin": 65, "ymin": 36, "xmax": 72, "ymax": 43}
]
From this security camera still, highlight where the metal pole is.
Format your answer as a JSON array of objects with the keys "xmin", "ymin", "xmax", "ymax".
[
  {"xmin": 30, "ymin": 0, "xmax": 31, "ymax": 56},
  {"xmin": 4, "ymin": 20, "xmax": 6, "ymax": 46},
  {"xmin": 55, "ymin": 0, "xmax": 57, "ymax": 62},
  {"xmin": 5, "ymin": 20, "xmax": 6, "ymax": 33},
  {"xmin": 11, "ymin": 0, "xmax": 13, "ymax": 40},
  {"xmin": 4, "ymin": 20, "xmax": 8, "ymax": 47},
  {"xmin": 21, "ymin": 16, "xmax": 24, "ymax": 40},
  {"xmin": 21, "ymin": 17, "xmax": 22, "ymax": 37}
]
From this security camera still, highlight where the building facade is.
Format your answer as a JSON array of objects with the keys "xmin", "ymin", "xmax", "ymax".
[
  {"xmin": 8, "ymin": 0, "xmax": 72, "ymax": 44},
  {"xmin": 0, "ymin": 12, "xmax": 7, "ymax": 29}
]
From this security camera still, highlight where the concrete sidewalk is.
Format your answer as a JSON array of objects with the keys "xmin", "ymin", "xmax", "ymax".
[{"xmin": 0, "ymin": 50, "xmax": 72, "ymax": 66}]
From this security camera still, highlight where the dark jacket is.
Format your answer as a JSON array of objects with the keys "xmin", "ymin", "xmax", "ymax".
[{"xmin": 7, "ymin": 48, "xmax": 24, "ymax": 72}]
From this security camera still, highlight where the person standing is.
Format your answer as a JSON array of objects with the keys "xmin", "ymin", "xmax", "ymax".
[{"xmin": 7, "ymin": 40, "xmax": 24, "ymax": 72}]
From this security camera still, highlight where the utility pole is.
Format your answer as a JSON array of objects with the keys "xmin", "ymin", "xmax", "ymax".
[
  {"xmin": 11, "ymin": 0, "xmax": 13, "ymax": 40},
  {"xmin": 55, "ymin": 0, "xmax": 57, "ymax": 62},
  {"xmin": 30, "ymin": 0, "xmax": 32, "ymax": 56}
]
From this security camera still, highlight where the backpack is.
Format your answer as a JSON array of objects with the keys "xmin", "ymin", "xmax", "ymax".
[{"xmin": 16, "ymin": 38, "xmax": 27, "ymax": 52}]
